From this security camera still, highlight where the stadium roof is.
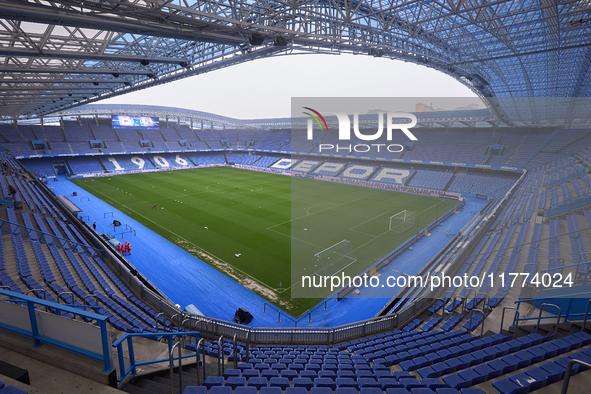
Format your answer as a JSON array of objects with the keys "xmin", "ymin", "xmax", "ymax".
[
  {"xmin": 56, "ymin": 103, "xmax": 497, "ymax": 128},
  {"xmin": 0, "ymin": 0, "xmax": 590, "ymax": 123}
]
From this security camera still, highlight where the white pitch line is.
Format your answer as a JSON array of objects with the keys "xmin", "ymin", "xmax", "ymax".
[{"xmin": 78, "ymin": 183, "xmax": 277, "ymax": 291}]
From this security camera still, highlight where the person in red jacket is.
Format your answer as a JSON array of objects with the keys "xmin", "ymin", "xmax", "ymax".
[
  {"xmin": 126, "ymin": 242, "xmax": 132, "ymax": 255},
  {"xmin": 117, "ymin": 243, "xmax": 122, "ymax": 255}
]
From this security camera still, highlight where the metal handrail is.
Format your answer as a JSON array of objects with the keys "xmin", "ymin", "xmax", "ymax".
[
  {"xmin": 582, "ymin": 299, "xmax": 591, "ymax": 333},
  {"xmin": 475, "ymin": 292, "xmax": 488, "ymax": 312},
  {"xmin": 218, "ymin": 335, "xmax": 224, "ymax": 375},
  {"xmin": 500, "ymin": 306, "xmax": 519, "ymax": 338},
  {"xmin": 535, "ymin": 303, "xmax": 562, "ymax": 339},
  {"xmin": 57, "ymin": 291, "xmax": 74, "ymax": 304},
  {"xmin": 27, "ymin": 288, "xmax": 48, "ymax": 311},
  {"xmin": 233, "ymin": 334, "xmax": 238, "ymax": 369},
  {"xmin": 169, "ymin": 341, "xmax": 182, "ymax": 394},
  {"xmin": 547, "ymin": 257, "xmax": 564, "ymax": 275},
  {"xmin": 171, "ymin": 313, "xmax": 180, "ymax": 328},
  {"xmin": 561, "ymin": 359, "xmax": 591, "ymax": 394},
  {"xmin": 26, "ymin": 288, "xmax": 47, "ymax": 300},
  {"xmin": 434, "ymin": 297, "xmax": 445, "ymax": 318},
  {"xmin": 182, "ymin": 318, "xmax": 191, "ymax": 333},
  {"xmin": 0, "ymin": 285, "xmax": 11, "ymax": 298},
  {"xmin": 467, "ymin": 309, "xmax": 485, "ymax": 338},
  {"xmin": 112, "ymin": 331, "xmax": 201, "ymax": 383},
  {"xmin": 156, "ymin": 312, "xmax": 165, "ymax": 332},
  {"xmin": 196, "ymin": 338, "xmax": 205, "ymax": 385},
  {"xmin": 460, "ymin": 296, "xmax": 467, "ymax": 314},
  {"xmin": 83, "ymin": 293, "xmax": 98, "ymax": 306}
]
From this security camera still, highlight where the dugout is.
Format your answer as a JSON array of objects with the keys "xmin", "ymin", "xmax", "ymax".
[{"xmin": 56, "ymin": 195, "xmax": 82, "ymax": 217}]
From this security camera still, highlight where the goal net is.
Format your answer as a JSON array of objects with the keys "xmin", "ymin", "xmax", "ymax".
[
  {"xmin": 313, "ymin": 240, "xmax": 357, "ymax": 276},
  {"xmin": 389, "ymin": 210, "xmax": 416, "ymax": 233}
]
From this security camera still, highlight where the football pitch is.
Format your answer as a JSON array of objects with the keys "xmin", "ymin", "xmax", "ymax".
[{"xmin": 72, "ymin": 166, "xmax": 458, "ymax": 316}]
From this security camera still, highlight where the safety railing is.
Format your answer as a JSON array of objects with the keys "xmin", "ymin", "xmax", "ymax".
[
  {"xmin": 466, "ymin": 309, "xmax": 485, "ymax": 338},
  {"xmin": 582, "ymin": 299, "xmax": 591, "ymax": 333},
  {"xmin": 0, "ymin": 288, "xmax": 112, "ymax": 373},
  {"xmin": 112, "ymin": 331, "xmax": 200, "ymax": 383},
  {"xmin": 0, "ymin": 217, "xmax": 102, "ymax": 257},
  {"xmin": 515, "ymin": 292, "xmax": 591, "ymax": 324},
  {"xmin": 561, "ymin": 359, "xmax": 591, "ymax": 394},
  {"xmin": 535, "ymin": 304, "xmax": 561, "ymax": 339},
  {"xmin": 500, "ymin": 306, "xmax": 519, "ymax": 339}
]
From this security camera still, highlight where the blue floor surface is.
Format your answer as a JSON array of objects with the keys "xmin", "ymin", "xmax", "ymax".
[{"xmin": 49, "ymin": 175, "xmax": 486, "ymax": 328}]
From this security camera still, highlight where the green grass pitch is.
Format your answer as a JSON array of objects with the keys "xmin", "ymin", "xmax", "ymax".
[{"xmin": 72, "ymin": 166, "xmax": 458, "ymax": 316}]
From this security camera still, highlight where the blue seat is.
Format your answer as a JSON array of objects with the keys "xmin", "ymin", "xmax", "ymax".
[
  {"xmin": 362, "ymin": 387, "xmax": 388, "ymax": 394},
  {"xmin": 499, "ymin": 354, "xmax": 519, "ymax": 374},
  {"xmin": 306, "ymin": 364, "xmax": 321, "ymax": 372},
  {"xmin": 208, "ymin": 387, "xmax": 232, "ymax": 394},
  {"xmin": 314, "ymin": 378, "xmax": 336, "ymax": 390},
  {"xmin": 515, "ymin": 349, "xmax": 534, "ymax": 366},
  {"xmin": 335, "ymin": 377, "xmax": 358, "ymax": 390},
  {"xmin": 203, "ymin": 376, "xmax": 224, "ymax": 389},
  {"xmin": 410, "ymin": 389, "xmax": 435, "ymax": 394},
  {"xmin": 460, "ymin": 369, "xmax": 485, "ymax": 386},
  {"xmin": 242, "ymin": 369, "xmax": 260, "ymax": 379},
  {"xmin": 255, "ymin": 363, "xmax": 270, "ymax": 372},
  {"xmin": 225, "ymin": 377, "xmax": 247, "ymax": 389},
  {"xmin": 386, "ymin": 389, "xmax": 412, "ymax": 394},
  {"xmin": 337, "ymin": 370, "xmax": 355, "ymax": 379},
  {"xmin": 289, "ymin": 363, "xmax": 304, "ymax": 372},
  {"xmin": 379, "ymin": 378, "xmax": 402, "ymax": 390},
  {"xmin": 441, "ymin": 374, "xmax": 468, "ymax": 390},
  {"xmin": 572, "ymin": 331, "xmax": 591, "ymax": 345},
  {"xmin": 182, "ymin": 387, "xmax": 207, "ymax": 394},
  {"xmin": 223, "ymin": 369, "xmax": 241, "ymax": 379},
  {"xmin": 417, "ymin": 366, "xmax": 437, "ymax": 379},
  {"xmin": 391, "ymin": 371, "xmax": 413, "ymax": 380},
  {"xmin": 552, "ymin": 338, "xmax": 572, "ymax": 354},
  {"xmin": 523, "ymin": 367, "xmax": 548, "ymax": 391},
  {"xmin": 285, "ymin": 387, "xmax": 308, "ymax": 394},
  {"xmin": 234, "ymin": 387, "xmax": 257, "ymax": 394},
  {"xmin": 310, "ymin": 388, "xmax": 333, "ymax": 394},
  {"xmin": 238, "ymin": 363, "xmax": 253, "ymax": 372},
  {"xmin": 260, "ymin": 387, "xmax": 281, "ymax": 394},
  {"xmin": 457, "ymin": 354, "xmax": 475, "ymax": 369},
  {"xmin": 434, "ymin": 389, "xmax": 460, "ymax": 394},
  {"xmin": 525, "ymin": 346, "xmax": 545, "ymax": 363},
  {"xmin": 318, "ymin": 370, "xmax": 337, "ymax": 379},
  {"xmin": 293, "ymin": 377, "xmax": 313, "ymax": 390},
  {"xmin": 540, "ymin": 361, "xmax": 565, "ymax": 384},
  {"xmin": 280, "ymin": 370, "xmax": 298, "ymax": 381},
  {"xmin": 491, "ymin": 378, "xmax": 528, "ymax": 394},
  {"xmin": 420, "ymin": 378, "xmax": 447, "ymax": 390},
  {"xmin": 399, "ymin": 378, "xmax": 424, "ymax": 390},
  {"xmin": 247, "ymin": 377, "xmax": 268, "ymax": 390},
  {"xmin": 269, "ymin": 377, "xmax": 290, "ymax": 390},
  {"xmin": 555, "ymin": 356, "xmax": 581, "ymax": 374},
  {"xmin": 271, "ymin": 363, "xmax": 286, "ymax": 371},
  {"xmin": 338, "ymin": 388, "xmax": 364, "ymax": 394},
  {"xmin": 300, "ymin": 370, "xmax": 317, "ymax": 380},
  {"xmin": 539, "ymin": 342, "xmax": 559, "ymax": 359},
  {"xmin": 357, "ymin": 378, "xmax": 380, "ymax": 388},
  {"xmin": 475, "ymin": 362, "xmax": 496, "ymax": 380},
  {"xmin": 262, "ymin": 370, "xmax": 279, "ymax": 379}
]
